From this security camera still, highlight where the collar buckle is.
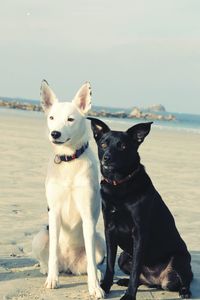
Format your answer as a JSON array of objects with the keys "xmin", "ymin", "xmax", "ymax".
[{"xmin": 54, "ymin": 155, "xmax": 62, "ymax": 164}]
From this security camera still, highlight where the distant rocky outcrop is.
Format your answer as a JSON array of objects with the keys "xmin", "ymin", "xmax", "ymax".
[
  {"xmin": 0, "ymin": 100, "xmax": 42, "ymax": 111},
  {"xmin": 88, "ymin": 110, "xmax": 127, "ymax": 119},
  {"xmin": 129, "ymin": 106, "xmax": 175, "ymax": 121},
  {"xmin": 0, "ymin": 99, "xmax": 176, "ymax": 121},
  {"xmin": 146, "ymin": 104, "xmax": 166, "ymax": 112},
  {"xmin": 129, "ymin": 107, "xmax": 142, "ymax": 118}
]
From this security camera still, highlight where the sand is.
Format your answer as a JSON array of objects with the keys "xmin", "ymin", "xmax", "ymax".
[{"xmin": 0, "ymin": 108, "xmax": 199, "ymax": 300}]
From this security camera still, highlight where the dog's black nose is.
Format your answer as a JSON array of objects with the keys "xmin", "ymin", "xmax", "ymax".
[
  {"xmin": 103, "ymin": 153, "xmax": 111, "ymax": 162},
  {"xmin": 51, "ymin": 131, "xmax": 61, "ymax": 139}
]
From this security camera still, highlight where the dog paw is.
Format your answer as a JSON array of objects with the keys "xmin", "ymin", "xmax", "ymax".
[
  {"xmin": 179, "ymin": 287, "xmax": 192, "ymax": 299},
  {"xmin": 89, "ymin": 283, "xmax": 105, "ymax": 299},
  {"xmin": 120, "ymin": 294, "xmax": 135, "ymax": 300},
  {"xmin": 44, "ymin": 274, "xmax": 59, "ymax": 289},
  {"xmin": 100, "ymin": 280, "xmax": 112, "ymax": 294},
  {"xmin": 116, "ymin": 278, "xmax": 129, "ymax": 287}
]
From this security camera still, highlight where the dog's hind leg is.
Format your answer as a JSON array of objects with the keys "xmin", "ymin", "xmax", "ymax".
[
  {"xmin": 117, "ymin": 278, "xmax": 130, "ymax": 287},
  {"xmin": 117, "ymin": 251, "xmax": 162, "ymax": 289},
  {"xmin": 117, "ymin": 251, "xmax": 131, "ymax": 287},
  {"xmin": 32, "ymin": 226, "xmax": 49, "ymax": 275},
  {"xmin": 173, "ymin": 254, "xmax": 193, "ymax": 299},
  {"xmin": 118, "ymin": 251, "xmax": 132, "ymax": 275},
  {"xmin": 160, "ymin": 254, "xmax": 193, "ymax": 299},
  {"xmin": 69, "ymin": 233, "xmax": 105, "ymax": 276},
  {"xmin": 117, "ymin": 251, "xmax": 149, "ymax": 288}
]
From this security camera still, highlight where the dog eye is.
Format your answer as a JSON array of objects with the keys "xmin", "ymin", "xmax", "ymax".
[
  {"xmin": 101, "ymin": 143, "xmax": 107, "ymax": 149},
  {"xmin": 68, "ymin": 117, "xmax": 74, "ymax": 122},
  {"xmin": 117, "ymin": 142, "xmax": 126, "ymax": 150},
  {"xmin": 49, "ymin": 116, "xmax": 54, "ymax": 120},
  {"xmin": 121, "ymin": 144, "xmax": 126, "ymax": 150}
]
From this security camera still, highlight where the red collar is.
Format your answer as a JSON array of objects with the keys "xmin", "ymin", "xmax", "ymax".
[{"xmin": 101, "ymin": 166, "xmax": 140, "ymax": 186}]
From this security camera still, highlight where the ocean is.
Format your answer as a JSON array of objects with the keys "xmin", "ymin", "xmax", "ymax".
[{"xmin": 1, "ymin": 97, "xmax": 200, "ymax": 134}]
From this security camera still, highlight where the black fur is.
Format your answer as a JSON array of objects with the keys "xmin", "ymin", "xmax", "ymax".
[{"xmin": 88, "ymin": 117, "xmax": 193, "ymax": 300}]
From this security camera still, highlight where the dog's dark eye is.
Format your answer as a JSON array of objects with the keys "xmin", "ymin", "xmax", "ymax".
[
  {"xmin": 101, "ymin": 143, "xmax": 107, "ymax": 149},
  {"xmin": 49, "ymin": 116, "xmax": 54, "ymax": 120},
  {"xmin": 68, "ymin": 117, "xmax": 74, "ymax": 122},
  {"xmin": 121, "ymin": 143, "xmax": 126, "ymax": 150},
  {"xmin": 117, "ymin": 142, "xmax": 126, "ymax": 150}
]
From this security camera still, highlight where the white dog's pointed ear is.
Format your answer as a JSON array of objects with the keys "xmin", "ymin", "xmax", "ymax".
[
  {"xmin": 72, "ymin": 82, "xmax": 92, "ymax": 114},
  {"xmin": 40, "ymin": 80, "xmax": 58, "ymax": 113}
]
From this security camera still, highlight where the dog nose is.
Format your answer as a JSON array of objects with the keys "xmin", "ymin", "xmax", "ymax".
[
  {"xmin": 51, "ymin": 131, "xmax": 61, "ymax": 139},
  {"xmin": 103, "ymin": 153, "xmax": 111, "ymax": 162}
]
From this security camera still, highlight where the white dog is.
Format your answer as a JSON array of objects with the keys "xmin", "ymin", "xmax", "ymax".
[{"xmin": 32, "ymin": 80, "xmax": 105, "ymax": 299}]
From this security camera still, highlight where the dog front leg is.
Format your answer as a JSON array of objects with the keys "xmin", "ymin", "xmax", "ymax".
[
  {"xmin": 82, "ymin": 219, "xmax": 105, "ymax": 299},
  {"xmin": 74, "ymin": 188, "xmax": 104, "ymax": 298},
  {"xmin": 120, "ymin": 226, "xmax": 143, "ymax": 300},
  {"xmin": 100, "ymin": 226, "xmax": 117, "ymax": 294},
  {"xmin": 44, "ymin": 209, "xmax": 60, "ymax": 289}
]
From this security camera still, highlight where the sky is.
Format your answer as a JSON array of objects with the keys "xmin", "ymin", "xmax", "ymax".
[{"xmin": 0, "ymin": 0, "xmax": 200, "ymax": 113}]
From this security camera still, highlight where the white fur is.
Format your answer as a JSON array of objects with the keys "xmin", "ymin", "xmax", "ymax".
[{"xmin": 32, "ymin": 81, "xmax": 105, "ymax": 299}]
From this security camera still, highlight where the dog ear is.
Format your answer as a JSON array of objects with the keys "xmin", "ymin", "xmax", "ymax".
[
  {"xmin": 73, "ymin": 82, "xmax": 92, "ymax": 114},
  {"xmin": 127, "ymin": 122, "xmax": 153, "ymax": 145},
  {"xmin": 87, "ymin": 117, "xmax": 110, "ymax": 141},
  {"xmin": 40, "ymin": 80, "xmax": 58, "ymax": 114}
]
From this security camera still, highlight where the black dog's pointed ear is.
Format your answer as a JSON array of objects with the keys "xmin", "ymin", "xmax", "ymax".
[
  {"xmin": 87, "ymin": 117, "xmax": 110, "ymax": 140},
  {"xmin": 127, "ymin": 122, "xmax": 153, "ymax": 145}
]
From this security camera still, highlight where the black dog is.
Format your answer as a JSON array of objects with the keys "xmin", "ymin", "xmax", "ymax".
[{"xmin": 88, "ymin": 117, "xmax": 193, "ymax": 300}]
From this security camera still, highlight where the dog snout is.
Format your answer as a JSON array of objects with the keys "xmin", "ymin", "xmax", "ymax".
[
  {"xmin": 51, "ymin": 131, "xmax": 61, "ymax": 139},
  {"xmin": 103, "ymin": 152, "xmax": 111, "ymax": 162}
]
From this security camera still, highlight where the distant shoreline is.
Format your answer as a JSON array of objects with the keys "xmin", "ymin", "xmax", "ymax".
[
  {"xmin": 1, "ymin": 105, "xmax": 200, "ymax": 135},
  {"xmin": 0, "ymin": 99, "xmax": 176, "ymax": 122}
]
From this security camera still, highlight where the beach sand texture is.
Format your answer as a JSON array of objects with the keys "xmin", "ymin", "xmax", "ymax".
[{"xmin": 0, "ymin": 108, "xmax": 199, "ymax": 300}]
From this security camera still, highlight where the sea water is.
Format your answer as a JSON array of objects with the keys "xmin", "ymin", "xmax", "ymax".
[{"xmin": 1, "ymin": 97, "xmax": 200, "ymax": 134}]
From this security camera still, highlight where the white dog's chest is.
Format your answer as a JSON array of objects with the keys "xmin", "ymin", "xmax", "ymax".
[
  {"xmin": 60, "ymin": 192, "xmax": 81, "ymax": 230},
  {"xmin": 46, "ymin": 178, "xmax": 81, "ymax": 230},
  {"xmin": 46, "ymin": 157, "xmax": 97, "ymax": 232}
]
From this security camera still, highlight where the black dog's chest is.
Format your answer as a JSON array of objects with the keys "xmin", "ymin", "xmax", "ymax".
[
  {"xmin": 110, "ymin": 206, "xmax": 131, "ymax": 225},
  {"xmin": 104, "ymin": 203, "xmax": 134, "ymax": 252}
]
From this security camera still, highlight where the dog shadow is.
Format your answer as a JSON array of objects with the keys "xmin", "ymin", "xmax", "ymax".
[
  {"xmin": 190, "ymin": 251, "xmax": 200, "ymax": 299},
  {"xmin": 1, "ymin": 251, "xmax": 200, "ymax": 299},
  {"xmin": 0, "ymin": 257, "xmax": 44, "ymax": 281},
  {"xmin": 100, "ymin": 251, "xmax": 200, "ymax": 300}
]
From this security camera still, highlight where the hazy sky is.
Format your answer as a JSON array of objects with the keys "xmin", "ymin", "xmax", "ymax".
[{"xmin": 0, "ymin": 0, "xmax": 200, "ymax": 113}]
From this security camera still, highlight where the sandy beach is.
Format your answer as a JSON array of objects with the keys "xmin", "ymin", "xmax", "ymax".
[{"xmin": 0, "ymin": 108, "xmax": 199, "ymax": 300}]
